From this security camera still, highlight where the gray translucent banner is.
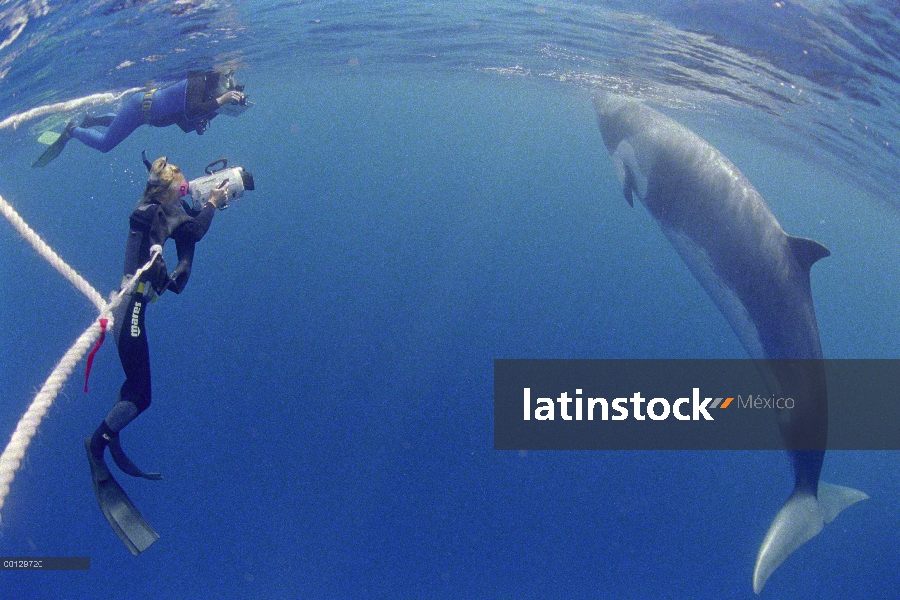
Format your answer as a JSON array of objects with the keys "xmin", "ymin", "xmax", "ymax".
[
  {"xmin": 494, "ymin": 359, "xmax": 900, "ymax": 450},
  {"xmin": 0, "ymin": 557, "xmax": 90, "ymax": 570}
]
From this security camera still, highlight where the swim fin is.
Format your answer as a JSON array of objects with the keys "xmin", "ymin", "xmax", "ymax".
[
  {"xmin": 108, "ymin": 435, "xmax": 163, "ymax": 480},
  {"xmin": 37, "ymin": 131, "xmax": 61, "ymax": 145},
  {"xmin": 84, "ymin": 438, "xmax": 159, "ymax": 556},
  {"xmin": 32, "ymin": 121, "xmax": 75, "ymax": 168}
]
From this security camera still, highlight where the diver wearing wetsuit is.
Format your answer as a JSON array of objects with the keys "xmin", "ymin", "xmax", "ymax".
[
  {"xmin": 88, "ymin": 155, "xmax": 225, "ymax": 479},
  {"xmin": 71, "ymin": 71, "xmax": 245, "ymax": 153},
  {"xmin": 32, "ymin": 71, "xmax": 248, "ymax": 168}
]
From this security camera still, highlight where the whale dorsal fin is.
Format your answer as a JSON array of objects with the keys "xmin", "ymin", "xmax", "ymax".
[{"xmin": 788, "ymin": 236, "xmax": 830, "ymax": 272}]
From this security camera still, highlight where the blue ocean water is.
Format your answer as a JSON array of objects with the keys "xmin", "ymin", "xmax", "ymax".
[{"xmin": 0, "ymin": 1, "xmax": 898, "ymax": 598}]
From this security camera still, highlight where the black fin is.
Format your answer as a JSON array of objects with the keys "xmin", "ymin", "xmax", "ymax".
[
  {"xmin": 788, "ymin": 236, "xmax": 830, "ymax": 272},
  {"xmin": 85, "ymin": 439, "xmax": 159, "ymax": 556},
  {"xmin": 108, "ymin": 436, "xmax": 162, "ymax": 480}
]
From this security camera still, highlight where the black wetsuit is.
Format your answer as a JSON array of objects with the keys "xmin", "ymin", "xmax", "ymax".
[
  {"xmin": 90, "ymin": 195, "xmax": 216, "ymax": 460},
  {"xmin": 116, "ymin": 196, "xmax": 216, "ymax": 411}
]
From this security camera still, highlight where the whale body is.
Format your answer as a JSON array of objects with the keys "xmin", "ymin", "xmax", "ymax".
[{"xmin": 593, "ymin": 94, "xmax": 867, "ymax": 593}]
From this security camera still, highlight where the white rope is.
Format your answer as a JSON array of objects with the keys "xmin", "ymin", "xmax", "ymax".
[
  {"xmin": 0, "ymin": 321, "xmax": 103, "ymax": 516},
  {"xmin": 0, "ymin": 193, "xmax": 161, "ymax": 520},
  {"xmin": 0, "ymin": 195, "xmax": 106, "ymax": 312},
  {"xmin": 0, "ymin": 88, "xmax": 143, "ymax": 131}
]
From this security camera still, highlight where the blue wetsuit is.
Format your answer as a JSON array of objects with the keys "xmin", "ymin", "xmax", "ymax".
[{"xmin": 72, "ymin": 72, "xmax": 223, "ymax": 153}]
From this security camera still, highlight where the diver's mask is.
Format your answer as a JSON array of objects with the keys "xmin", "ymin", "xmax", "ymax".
[{"xmin": 225, "ymin": 71, "xmax": 245, "ymax": 93}]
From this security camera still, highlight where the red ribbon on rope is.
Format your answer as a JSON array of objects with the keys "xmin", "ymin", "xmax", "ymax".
[{"xmin": 84, "ymin": 318, "xmax": 108, "ymax": 393}]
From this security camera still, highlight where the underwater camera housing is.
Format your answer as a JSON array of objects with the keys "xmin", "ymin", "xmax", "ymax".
[
  {"xmin": 216, "ymin": 98, "xmax": 254, "ymax": 117},
  {"xmin": 188, "ymin": 158, "xmax": 255, "ymax": 211}
]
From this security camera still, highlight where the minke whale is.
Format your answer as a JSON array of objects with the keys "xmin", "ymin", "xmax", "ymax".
[{"xmin": 592, "ymin": 94, "xmax": 867, "ymax": 593}]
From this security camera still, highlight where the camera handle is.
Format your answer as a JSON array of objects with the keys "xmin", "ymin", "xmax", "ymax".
[{"xmin": 204, "ymin": 158, "xmax": 228, "ymax": 175}]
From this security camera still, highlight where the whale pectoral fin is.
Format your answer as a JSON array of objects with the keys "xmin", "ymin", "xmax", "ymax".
[
  {"xmin": 612, "ymin": 140, "xmax": 645, "ymax": 207},
  {"xmin": 622, "ymin": 166, "xmax": 636, "ymax": 207},
  {"xmin": 753, "ymin": 481, "xmax": 867, "ymax": 594},
  {"xmin": 787, "ymin": 236, "xmax": 830, "ymax": 272}
]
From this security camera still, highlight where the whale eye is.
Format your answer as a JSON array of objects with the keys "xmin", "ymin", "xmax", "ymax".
[{"xmin": 612, "ymin": 140, "xmax": 648, "ymax": 202}]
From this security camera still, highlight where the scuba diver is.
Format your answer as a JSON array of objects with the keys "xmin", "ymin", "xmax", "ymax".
[
  {"xmin": 33, "ymin": 70, "xmax": 250, "ymax": 167},
  {"xmin": 85, "ymin": 154, "xmax": 226, "ymax": 555}
]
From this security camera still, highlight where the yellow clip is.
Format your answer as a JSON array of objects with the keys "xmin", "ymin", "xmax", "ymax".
[
  {"xmin": 123, "ymin": 277, "xmax": 157, "ymax": 302},
  {"xmin": 141, "ymin": 89, "xmax": 156, "ymax": 123}
]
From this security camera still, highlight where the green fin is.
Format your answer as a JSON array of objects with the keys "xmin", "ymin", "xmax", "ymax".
[
  {"xmin": 37, "ymin": 131, "xmax": 61, "ymax": 145},
  {"xmin": 85, "ymin": 438, "xmax": 159, "ymax": 556},
  {"xmin": 32, "ymin": 125, "xmax": 73, "ymax": 168}
]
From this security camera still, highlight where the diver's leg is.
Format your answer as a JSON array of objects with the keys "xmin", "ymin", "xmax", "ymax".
[
  {"xmin": 89, "ymin": 399, "xmax": 142, "ymax": 462},
  {"xmin": 80, "ymin": 113, "xmax": 117, "ymax": 128},
  {"xmin": 90, "ymin": 292, "xmax": 151, "ymax": 462},
  {"xmin": 70, "ymin": 91, "xmax": 144, "ymax": 153},
  {"xmin": 85, "ymin": 292, "xmax": 159, "ymax": 553},
  {"xmin": 93, "ymin": 291, "xmax": 161, "ymax": 479}
]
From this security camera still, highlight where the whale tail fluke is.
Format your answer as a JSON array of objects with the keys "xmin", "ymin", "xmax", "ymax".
[
  {"xmin": 752, "ymin": 482, "xmax": 867, "ymax": 594},
  {"xmin": 817, "ymin": 482, "xmax": 868, "ymax": 523}
]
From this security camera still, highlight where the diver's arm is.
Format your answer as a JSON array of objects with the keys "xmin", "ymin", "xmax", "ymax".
[
  {"xmin": 165, "ymin": 208, "xmax": 211, "ymax": 294},
  {"xmin": 185, "ymin": 91, "xmax": 242, "ymax": 123},
  {"xmin": 189, "ymin": 201, "xmax": 217, "ymax": 242},
  {"xmin": 165, "ymin": 189, "xmax": 224, "ymax": 293},
  {"xmin": 166, "ymin": 239, "xmax": 195, "ymax": 294},
  {"xmin": 185, "ymin": 98, "xmax": 220, "ymax": 120},
  {"xmin": 147, "ymin": 253, "xmax": 170, "ymax": 296},
  {"xmin": 171, "ymin": 188, "xmax": 221, "ymax": 244}
]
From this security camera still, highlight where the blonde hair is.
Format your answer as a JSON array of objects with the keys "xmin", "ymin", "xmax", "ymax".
[{"xmin": 143, "ymin": 156, "xmax": 183, "ymax": 204}]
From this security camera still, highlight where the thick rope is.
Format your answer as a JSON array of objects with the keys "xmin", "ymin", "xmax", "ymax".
[
  {"xmin": 0, "ymin": 195, "xmax": 105, "ymax": 312},
  {"xmin": 0, "ymin": 193, "xmax": 161, "ymax": 520},
  {"xmin": 0, "ymin": 321, "xmax": 104, "ymax": 516},
  {"xmin": 0, "ymin": 88, "xmax": 142, "ymax": 131}
]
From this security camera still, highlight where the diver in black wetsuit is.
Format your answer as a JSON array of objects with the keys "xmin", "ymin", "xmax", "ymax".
[
  {"xmin": 85, "ymin": 155, "xmax": 226, "ymax": 554},
  {"xmin": 90, "ymin": 154, "xmax": 226, "ymax": 467}
]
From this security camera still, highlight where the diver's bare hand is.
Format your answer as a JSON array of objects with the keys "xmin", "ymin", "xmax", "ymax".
[
  {"xmin": 207, "ymin": 186, "xmax": 227, "ymax": 209},
  {"xmin": 216, "ymin": 90, "xmax": 244, "ymax": 105}
]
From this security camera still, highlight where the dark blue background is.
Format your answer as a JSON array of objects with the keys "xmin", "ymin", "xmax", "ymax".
[{"xmin": 1, "ymin": 68, "xmax": 898, "ymax": 598}]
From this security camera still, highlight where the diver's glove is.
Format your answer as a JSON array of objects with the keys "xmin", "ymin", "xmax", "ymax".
[
  {"xmin": 165, "ymin": 275, "xmax": 185, "ymax": 294},
  {"xmin": 153, "ymin": 275, "xmax": 169, "ymax": 297}
]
